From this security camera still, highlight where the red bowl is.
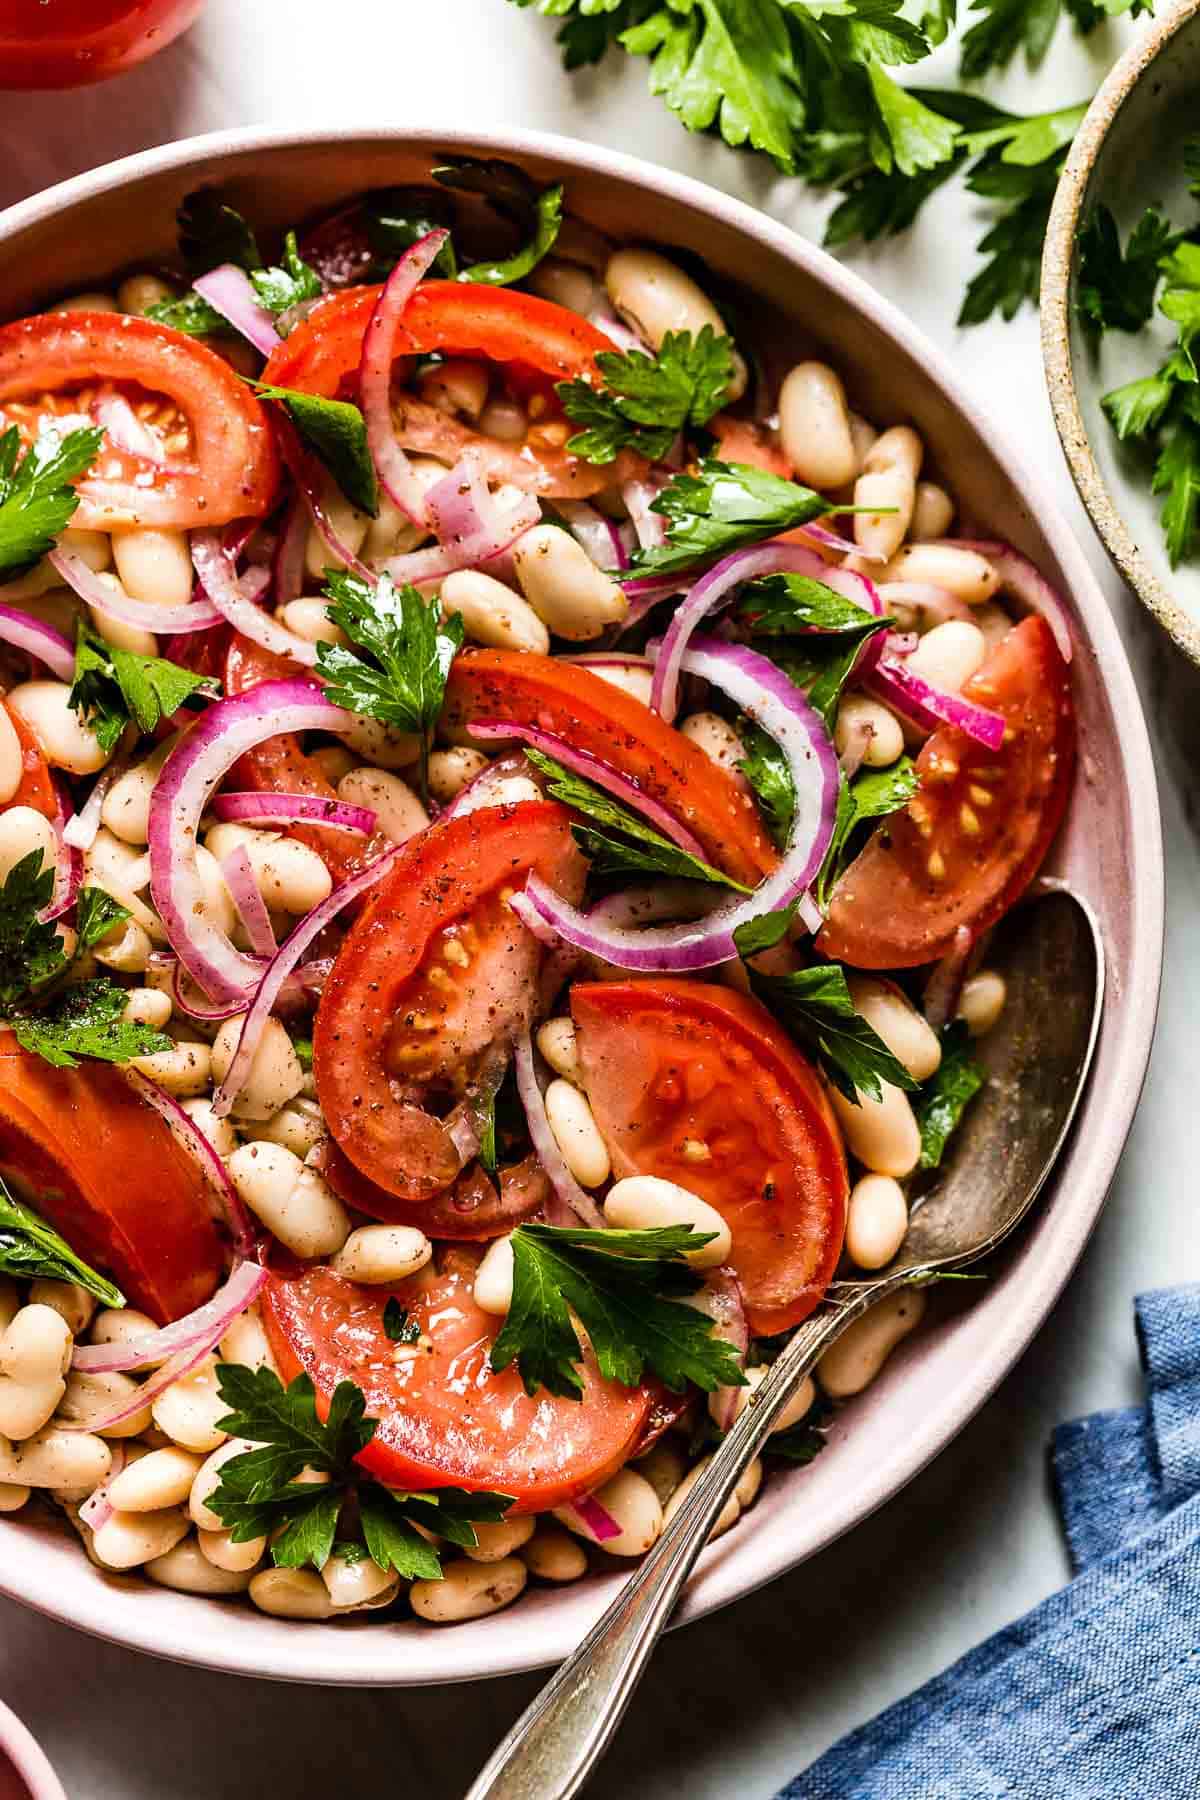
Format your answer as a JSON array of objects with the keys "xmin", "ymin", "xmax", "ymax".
[{"xmin": 0, "ymin": 0, "xmax": 203, "ymax": 89}]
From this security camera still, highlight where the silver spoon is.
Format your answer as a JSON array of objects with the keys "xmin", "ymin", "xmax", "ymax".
[{"xmin": 466, "ymin": 884, "xmax": 1104, "ymax": 1800}]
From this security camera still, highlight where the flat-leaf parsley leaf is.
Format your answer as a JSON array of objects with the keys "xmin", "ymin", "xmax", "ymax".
[{"xmin": 557, "ymin": 328, "xmax": 734, "ymax": 464}]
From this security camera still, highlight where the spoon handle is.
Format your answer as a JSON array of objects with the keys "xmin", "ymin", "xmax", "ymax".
[{"xmin": 465, "ymin": 1276, "xmax": 903, "ymax": 1800}]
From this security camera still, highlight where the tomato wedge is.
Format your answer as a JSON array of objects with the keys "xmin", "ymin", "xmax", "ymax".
[
  {"xmin": 2, "ymin": 697, "xmax": 55, "ymax": 819},
  {"xmin": 0, "ymin": 312, "xmax": 279, "ymax": 531},
  {"xmin": 312, "ymin": 1136, "xmax": 549, "ymax": 1238},
  {"xmin": 571, "ymin": 979, "xmax": 848, "ymax": 1337},
  {"xmin": 315, "ymin": 800, "xmax": 584, "ymax": 1202},
  {"xmin": 442, "ymin": 649, "xmax": 777, "ymax": 890},
  {"xmin": 263, "ymin": 1249, "xmax": 653, "ymax": 1511},
  {"xmin": 0, "ymin": 1041, "xmax": 224, "ymax": 1323},
  {"xmin": 817, "ymin": 616, "xmax": 1074, "ymax": 969},
  {"xmin": 261, "ymin": 283, "xmax": 643, "ymax": 498}
]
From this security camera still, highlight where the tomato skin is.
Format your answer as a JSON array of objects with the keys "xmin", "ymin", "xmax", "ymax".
[
  {"xmin": 711, "ymin": 414, "xmax": 793, "ymax": 479},
  {"xmin": 442, "ymin": 649, "xmax": 778, "ymax": 891},
  {"xmin": 2, "ymin": 697, "xmax": 55, "ymax": 818},
  {"xmin": 315, "ymin": 801, "xmax": 584, "ymax": 1202},
  {"xmin": 261, "ymin": 283, "xmax": 643, "ymax": 499},
  {"xmin": 0, "ymin": 312, "xmax": 279, "ymax": 530},
  {"xmin": 571, "ymin": 979, "xmax": 848, "ymax": 1337},
  {"xmin": 312, "ymin": 1136, "xmax": 549, "ymax": 1239},
  {"xmin": 0, "ymin": 0, "xmax": 202, "ymax": 88},
  {"xmin": 817, "ymin": 616, "xmax": 1075, "ymax": 969},
  {"xmin": 262, "ymin": 1250, "xmax": 653, "ymax": 1512},
  {"xmin": 0, "ymin": 1041, "xmax": 225, "ymax": 1322}
]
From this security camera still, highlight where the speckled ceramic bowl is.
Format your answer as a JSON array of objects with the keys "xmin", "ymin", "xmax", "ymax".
[
  {"xmin": 1043, "ymin": 0, "xmax": 1200, "ymax": 660},
  {"xmin": 0, "ymin": 125, "xmax": 1164, "ymax": 1687},
  {"xmin": 0, "ymin": 1700, "xmax": 66, "ymax": 1800}
]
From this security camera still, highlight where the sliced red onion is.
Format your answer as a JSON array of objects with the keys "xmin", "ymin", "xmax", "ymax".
[
  {"xmin": 72, "ymin": 1259, "xmax": 268, "ymax": 1375},
  {"xmin": 565, "ymin": 1492, "xmax": 623, "ymax": 1542},
  {"xmin": 59, "ymin": 1334, "xmax": 224, "ymax": 1434},
  {"xmin": 78, "ymin": 1442, "xmax": 127, "ymax": 1532},
  {"xmin": 222, "ymin": 844, "xmax": 277, "ymax": 958},
  {"xmin": 558, "ymin": 500, "xmax": 628, "ymax": 570},
  {"xmin": 62, "ymin": 760, "xmax": 121, "ymax": 851},
  {"xmin": 359, "ymin": 229, "xmax": 448, "ymax": 525},
  {"xmin": 211, "ymin": 791, "xmax": 375, "ymax": 834},
  {"xmin": 621, "ymin": 477, "xmax": 667, "ymax": 553},
  {"xmin": 690, "ymin": 1268, "xmax": 748, "ymax": 1432},
  {"xmin": 513, "ymin": 637, "xmax": 839, "ymax": 972},
  {"xmin": 443, "ymin": 750, "xmax": 531, "ymax": 821},
  {"xmin": 468, "ymin": 717, "xmax": 707, "ymax": 858},
  {"xmin": 801, "ymin": 521, "xmax": 882, "ymax": 561},
  {"xmin": 923, "ymin": 925, "xmax": 973, "ymax": 1031},
  {"xmin": 49, "ymin": 546, "xmax": 224, "ymax": 636},
  {"xmin": 866, "ymin": 656, "xmax": 1005, "ymax": 750},
  {"xmin": 193, "ymin": 264, "xmax": 280, "ymax": 357},
  {"xmin": 126, "ymin": 1068, "xmax": 257, "ymax": 1256},
  {"xmin": 172, "ymin": 958, "xmax": 254, "ymax": 1023},
  {"xmin": 651, "ymin": 541, "xmax": 854, "ymax": 723},
  {"xmin": 276, "ymin": 419, "xmax": 376, "ymax": 585},
  {"xmin": 93, "ymin": 394, "xmax": 167, "ymax": 466},
  {"xmin": 192, "ymin": 531, "xmax": 317, "ymax": 667},
  {"xmin": 513, "ymin": 1029, "xmax": 604, "ymax": 1227},
  {"xmin": 272, "ymin": 493, "xmax": 309, "ymax": 611},
  {"xmin": 0, "ymin": 604, "xmax": 75, "ymax": 681},
  {"xmin": 940, "ymin": 539, "xmax": 1073, "ymax": 664},
  {"xmin": 821, "ymin": 564, "xmax": 883, "ymax": 616},
  {"xmin": 380, "ymin": 452, "xmax": 540, "ymax": 587},
  {"xmin": 587, "ymin": 881, "xmax": 723, "ymax": 931},
  {"xmin": 43, "ymin": 777, "xmax": 82, "ymax": 923},
  {"xmin": 210, "ymin": 841, "xmax": 402, "ymax": 1118},
  {"xmin": 148, "ymin": 678, "xmax": 354, "ymax": 1004}
]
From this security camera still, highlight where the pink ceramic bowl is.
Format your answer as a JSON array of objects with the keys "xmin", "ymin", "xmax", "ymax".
[
  {"xmin": 0, "ymin": 125, "xmax": 1164, "ymax": 1687},
  {"xmin": 0, "ymin": 1701, "xmax": 66, "ymax": 1800}
]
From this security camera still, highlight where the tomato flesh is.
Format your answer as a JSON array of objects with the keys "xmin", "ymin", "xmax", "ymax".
[
  {"xmin": 312, "ymin": 1136, "xmax": 549, "ymax": 1239},
  {"xmin": 571, "ymin": 979, "xmax": 848, "ymax": 1337},
  {"xmin": 0, "ymin": 1041, "xmax": 225, "ymax": 1322},
  {"xmin": 442, "ymin": 649, "xmax": 777, "ymax": 891},
  {"xmin": 314, "ymin": 801, "xmax": 584, "ymax": 1202},
  {"xmin": 0, "ymin": 0, "xmax": 202, "ymax": 87},
  {"xmin": 0, "ymin": 313, "xmax": 279, "ymax": 530},
  {"xmin": 263, "ymin": 1249, "xmax": 652, "ymax": 1511},
  {"xmin": 2, "ymin": 698, "xmax": 56, "ymax": 818},
  {"xmin": 817, "ymin": 616, "xmax": 1075, "ymax": 969}
]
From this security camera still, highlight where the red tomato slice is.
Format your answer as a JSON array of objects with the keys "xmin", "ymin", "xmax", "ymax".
[
  {"xmin": 711, "ymin": 413, "xmax": 793, "ymax": 479},
  {"xmin": 312, "ymin": 1136, "xmax": 549, "ymax": 1239},
  {"xmin": 817, "ymin": 616, "xmax": 1075, "ymax": 969},
  {"xmin": 571, "ymin": 979, "xmax": 848, "ymax": 1337},
  {"xmin": 0, "ymin": 0, "xmax": 203, "ymax": 88},
  {"xmin": 314, "ymin": 801, "xmax": 585, "ymax": 1202},
  {"xmin": 442, "ymin": 648, "xmax": 777, "ymax": 891},
  {"xmin": 261, "ymin": 283, "xmax": 643, "ymax": 499},
  {"xmin": 2, "ymin": 697, "xmax": 55, "ymax": 818},
  {"xmin": 262, "ymin": 1248, "xmax": 653, "ymax": 1511},
  {"xmin": 0, "ymin": 1041, "xmax": 225, "ymax": 1323},
  {"xmin": 0, "ymin": 313, "xmax": 279, "ymax": 531}
]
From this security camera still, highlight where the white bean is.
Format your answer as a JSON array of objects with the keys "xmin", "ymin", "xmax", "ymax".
[
  {"xmin": 0, "ymin": 1379, "xmax": 64, "ymax": 1440},
  {"xmin": 957, "ymin": 970, "xmax": 1006, "ymax": 1038},
  {"xmin": 152, "ymin": 1357, "xmax": 228, "ymax": 1454},
  {"xmin": 906, "ymin": 621, "xmax": 987, "ymax": 695},
  {"xmin": 536, "ymin": 1016, "xmax": 582, "ymax": 1086},
  {"xmin": 146, "ymin": 1534, "xmax": 254, "ymax": 1595},
  {"xmin": 848, "ymin": 412, "xmax": 878, "ymax": 473},
  {"xmin": 0, "ymin": 1427, "xmax": 111, "ymax": 1490},
  {"xmin": 279, "ymin": 598, "xmax": 346, "ymax": 646},
  {"xmin": 529, "ymin": 259, "xmax": 597, "ymax": 315},
  {"xmin": 911, "ymin": 481, "xmax": 955, "ymax": 541},
  {"xmin": 178, "ymin": 1096, "xmax": 238, "ymax": 1159},
  {"xmin": 417, "ymin": 358, "xmax": 489, "ymax": 422},
  {"xmin": 329, "ymin": 1224, "xmax": 432, "ymax": 1285},
  {"xmin": 8, "ymin": 679, "xmax": 112, "ymax": 774},
  {"xmin": 322, "ymin": 1550, "xmax": 400, "ymax": 1612},
  {"xmin": 130, "ymin": 1039, "xmax": 211, "ymax": 1095},
  {"xmin": 211, "ymin": 1014, "xmax": 304, "ymax": 1121},
  {"xmin": 605, "ymin": 250, "xmax": 744, "ymax": 398},
  {"xmin": 219, "ymin": 1303, "xmax": 277, "ymax": 1375},
  {"xmin": 409, "ymin": 1555, "xmax": 527, "ymax": 1623},
  {"xmin": 479, "ymin": 398, "xmax": 527, "ymax": 443},
  {"xmin": 428, "ymin": 747, "xmax": 487, "ymax": 804},
  {"xmin": 117, "ymin": 272, "xmax": 174, "ymax": 315},
  {"xmin": 0, "ymin": 1305, "xmax": 72, "ymax": 1385},
  {"xmin": 189, "ymin": 1436, "xmax": 257, "ymax": 1532},
  {"xmin": 0, "ymin": 706, "xmax": 22, "ymax": 805},
  {"xmin": 556, "ymin": 1469, "xmax": 663, "ymax": 1558},
  {"xmin": 461, "ymin": 1515, "xmax": 536, "ymax": 1564},
  {"xmin": 818, "ymin": 1287, "xmax": 927, "ymax": 1397},
  {"xmin": 336, "ymin": 766, "xmax": 428, "ymax": 844},
  {"xmin": 845, "ymin": 1174, "xmax": 909, "ymax": 1270},
  {"xmin": 544, "ymin": 1079, "xmax": 611, "ymax": 1188},
  {"xmin": 336, "ymin": 711, "xmax": 422, "ymax": 771},
  {"xmin": 831, "ymin": 1082, "xmax": 921, "ymax": 1179},
  {"xmin": 710, "ymin": 1361, "xmax": 816, "ymax": 1434},
  {"xmin": 662, "ymin": 1456, "xmax": 740, "ymax": 1543},
  {"xmin": 512, "ymin": 525, "xmax": 627, "ymax": 640},
  {"xmin": 93, "ymin": 916, "xmax": 152, "ymax": 974},
  {"xmin": 632, "ymin": 1438, "xmax": 689, "ymax": 1506},
  {"xmin": 305, "ymin": 493, "xmax": 369, "ymax": 580},
  {"xmin": 519, "ymin": 1524, "xmax": 588, "ymax": 1582},
  {"xmin": 106, "ymin": 1447, "xmax": 204, "ymax": 1512},
  {"xmin": 112, "ymin": 528, "xmax": 193, "ymax": 610},
  {"xmin": 441, "ymin": 568, "xmax": 550, "ymax": 655},
  {"xmin": 452, "ymin": 772, "xmax": 541, "ymax": 816},
  {"xmin": 0, "ymin": 1483, "xmax": 29, "ymax": 1512},
  {"xmin": 847, "ymin": 975, "xmax": 941, "ymax": 1082},
  {"xmin": 89, "ymin": 597, "xmax": 156, "ymax": 660},
  {"xmin": 227, "ymin": 1141, "xmax": 351, "ymax": 1258},
  {"xmin": 604, "ymin": 1177, "xmax": 730, "ymax": 1269},
  {"xmin": 679, "ymin": 712, "xmax": 746, "ymax": 777},
  {"xmin": 834, "ymin": 694, "xmax": 904, "ymax": 770},
  {"xmin": 88, "ymin": 1306, "xmax": 160, "ymax": 1357},
  {"xmin": 853, "ymin": 427, "xmax": 922, "ymax": 560},
  {"xmin": 198, "ymin": 1526, "xmax": 266, "ymax": 1573},
  {"xmin": 308, "ymin": 743, "xmax": 356, "ymax": 785},
  {"xmin": 240, "ymin": 1097, "xmax": 326, "ymax": 1161},
  {"xmin": 878, "ymin": 543, "xmax": 999, "ymax": 605},
  {"xmin": 778, "ymin": 362, "xmax": 857, "ymax": 490},
  {"xmin": 124, "ymin": 986, "xmax": 172, "ymax": 1028},
  {"xmin": 194, "ymin": 843, "xmax": 236, "ymax": 937},
  {"xmin": 250, "ymin": 1566, "xmax": 335, "ymax": 1620},
  {"xmin": 363, "ymin": 465, "xmax": 443, "ymax": 561},
  {"xmin": 735, "ymin": 1457, "xmax": 763, "ymax": 1511},
  {"xmin": 473, "ymin": 1237, "xmax": 515, "ymax": 1317},
  {"xmin": 92, "ymin": 1505, "xmax": 191, "ymax": 1571},
  {"xmin": 579, "ymin": 661, "xmax": 654, "ymax": 705},
  {"xmin": 59, "ymin": 1369, "xmax": 153, "ymax": 1438},
  {"xmin": 0, "ymin": 805, "xmax": 58, "ymax": 883},
  {"xmin": 55, "ymin": 291, "xmax": 118, "ymax": 313},
  {"xmin": 206, "ymin": 822, "xmax": 332, "ymax": 916}
]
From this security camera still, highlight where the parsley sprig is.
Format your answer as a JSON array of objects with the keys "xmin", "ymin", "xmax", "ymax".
[
  {"xmin": 0, "ymin": 1176, "xmax": 123, "ymax": 1307},
  {"xmin": 557, "ymin": 328, "xmax": 735, "ymax": 465},
  {"xmin": 208, "ymin": 1365, "xmax": 513, "ymax": 1577},
  {"xmin": 490, "ymin": 1223, "xmax": 749, "ymax": 1400},
  {"xmin": 0, "ymin": 425, "xmax": 104, "ymax": 581},
  {"xmin": 10, "ymin": 978, "xmax": 172, "ymax": 1070},
  {"xmin": 70, "ymin": 624, "xmax": 219, "ymax": 755},
  {"xmin": 255, "ymin": 384, "xmax": 379, "ymax": 517},
  {"xmin": 914, "ymin": 1021, "xmax": 985, "ymax": 1167},
  {"xmin": 630, "ymin": 458, "xmax": 853, "ymax": 579}
]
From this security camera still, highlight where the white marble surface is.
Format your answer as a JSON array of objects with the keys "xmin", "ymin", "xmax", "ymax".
[{"xmin": 1, "ymin": 4, "xmax": 1197, "ymax": 1796}]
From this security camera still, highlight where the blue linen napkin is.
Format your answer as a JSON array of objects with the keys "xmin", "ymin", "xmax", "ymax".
[{"xmin": 779, "ymin": 1285, "xmax": 1200, "ymax": 1799}]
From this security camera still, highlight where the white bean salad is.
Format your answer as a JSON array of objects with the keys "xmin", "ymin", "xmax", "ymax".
[{"xmin": 0, "ymin": 160, "xmax": 1075, "ymax": 1628}]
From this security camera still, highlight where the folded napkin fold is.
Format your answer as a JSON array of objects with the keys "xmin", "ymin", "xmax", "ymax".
[{"xmin": 780, "ymin": 1285, "xmax": 1200, "ymax": 1800}]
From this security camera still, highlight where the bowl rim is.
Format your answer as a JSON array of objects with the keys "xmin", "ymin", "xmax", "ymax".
[
  {"xmin": 0, "ymin": 120, "xmax": 1165, "ymax": 1688},
  {"xmin": 0, "ymin": 1700, "xmax": 67, "ymax": 1800},
  {"xmin": 1042, "ymin": 0, "xmax": 1200, "ymax": 663}
]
